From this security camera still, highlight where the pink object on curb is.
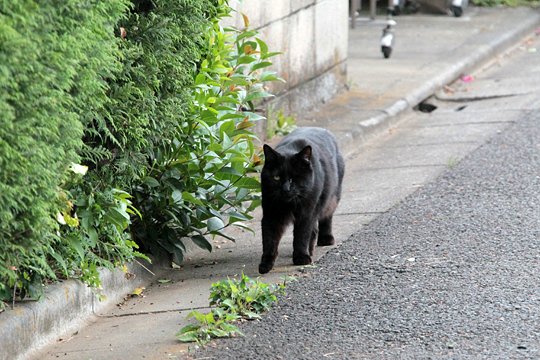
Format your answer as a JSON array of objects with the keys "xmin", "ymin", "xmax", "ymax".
[{"xmin": 461, "ymin": 75, "xmax": 474, "ymax": 83}]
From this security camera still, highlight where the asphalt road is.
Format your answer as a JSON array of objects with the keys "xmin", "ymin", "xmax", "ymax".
[
  {"xmin": 198, "ymin": 49, "xmax": 540, "ymax": 360},
  {"xmin": 199, "ymin": 113, "xmax": 540, "ymax": 360}
]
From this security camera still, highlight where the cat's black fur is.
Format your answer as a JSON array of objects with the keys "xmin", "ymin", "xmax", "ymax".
[{"xmin": 259, "ymin": 127, "xmax": 345, "ymax": 274}]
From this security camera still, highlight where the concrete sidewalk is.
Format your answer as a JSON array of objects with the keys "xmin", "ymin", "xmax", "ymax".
[{"xmin": 1, "ymin": 6, "xmax": 539, "ymax": 360}]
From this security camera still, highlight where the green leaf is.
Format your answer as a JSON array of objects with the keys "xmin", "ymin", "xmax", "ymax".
[
  {"xmin": 191, "ymin": 234, "xmax": 213, "ymax": 252},
  {"xmin": 87, "ymin": 227, "xmax": 98, "ymax": 247},
  {"xmin": 229, "ymin": 281, "xmax": 239, "ymax": 295},
  {"xmin": 69, "ymin": 238, "xmax": 86, "ymax": 260},
  {"xmin": 143, "ymin": 177, "xmax": 160, "ymax": 188},
  {"xmin": 255, "ymin": 37, "xmax": 268, "ymax": 54},
  {"xmin": 235, "ymin": 176, "xmax": 261, "ymax": 190},
  {"xmin": 207, "ymin": 217, "xmax": 225, "ymax": 232},
  {"xmin": 236, "ymin": 55, "xmax": 256, "ymax": 65},
  {"xmin": 236, "ymin": 29, "xmax": 258, "ymax": 41},
  {"xmin": 188, "ymin": 310, "xmax": 208, "ymax": 323},
  {"xmin": 219, "ymin": 167, "xmax": 242, "ymax": 177},
  {"xmin": 229, "ymin": 76, "xmax": 250, "ymax": 86},
  {"xmin": 232, "ymin": 222, "xmax": 256, "ymax": 234},
  {"xmin": 171, "ymin": 189, "xmax": 183, "ymax": 204},
  {"xmin": 220, "ymin": 322, "xmax": 244, "ymax": 336},
  {"xmin": 205, "ymin": 311, "xmax": 216, "ymax": 324},
  {"xmin": 208, "ymin": 327, "xmax": 229, "ymax": 338},
  {"xmin": 221, "ymin": 298, "xmax": 237, "ymax": 310},
  {"xmin": 176, "ymin": 331, "xmax": 200, "ymax": 343},
  {"xmin": 261, "ymin": 51, "xmax": 283, "ymax": 60},
  {"xmin": 178, "ymin": 324, "xmax": 200, "ymax": 334},
  {"xmin": 250, "ymin": 61, "xmax": 273, "ymax": 72},
  {"xmin": 49, "ymin": 249, "xmax": 68, "ymax": 275},
  {"xmin": 227, "ymin": 211, "xmax": 251, "ymax": 223},
  {"xmin": 243, "ymin": 311, "xmax": 262, "ymax": 320},
  {"xmin": 245, "ymin": 90, "xmax": 273, "ymax": 102},
  {"xmin": 219, "ymin": 113, "xmax": 246, "ymax": 121},
  {"xmin": 212, "ymin": 307, "xmax": 227, "ymax": 319},
  {"xmin": 260, "ymin": 71, "xmax": 282, "ymax": 82},
  {"xmin": 182, "ymin": 192, "xmax": 204, "ymax": 206}
]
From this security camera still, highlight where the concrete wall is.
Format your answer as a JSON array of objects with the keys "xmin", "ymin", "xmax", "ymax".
[{"xmin": 225, "ymin": 0, "xmax": 349, "ymax": 127}]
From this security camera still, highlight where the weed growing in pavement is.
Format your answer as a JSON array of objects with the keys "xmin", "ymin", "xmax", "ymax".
[
  {"xmin": 176, "ymin": 308, "xmax": 243, "ymax": 345},
  {"xmin": 176, "ymin": 273, "xmax": 295, "ymax": 346},
  {"xmin": 447, "ymin": 156, "xmax": 460, "ymax": 169},
  {"xmin": 209, "ymin": 273, "xmax": 290, "ymax": 319}
]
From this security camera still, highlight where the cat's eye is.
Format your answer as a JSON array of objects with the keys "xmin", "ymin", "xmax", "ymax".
[{"xmin": 273, "ymin": 175, "xmax": 280, "ymax": 181}]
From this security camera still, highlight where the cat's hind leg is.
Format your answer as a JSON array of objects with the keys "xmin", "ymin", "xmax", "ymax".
[
  {"xmin": 309, "ymin": 225, "xmax": 319, "ymax": 256},
  {"xmin": 318, "ymin": 194, "xmax": 338, "ymax": 246}
]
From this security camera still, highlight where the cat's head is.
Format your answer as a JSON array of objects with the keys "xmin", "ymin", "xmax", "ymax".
[{"xmin": 261, "ymin": 144, "xmax": 313, "ymax": 203}]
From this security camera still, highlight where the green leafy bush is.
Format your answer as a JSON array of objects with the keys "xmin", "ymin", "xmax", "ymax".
[
  {"xmin": 0, "ymin": 0, "xmax": 282, "ymax": 305},
  {"xmin": 0, "ymin": 0, "xmax": 130, "ymax": 300},
  {"xmin": 82, "ymin": 0, "xmax": 220, "ymax": 185},
  {"xmin": 1, "ymin": 0, "xmax": 218, "ymax": 301},
  {"xmin": 472, "ymin": 0, "xmax": 539, "ymax": 5},
  {"xmin": 131, "ymin": 4, "xmax": 282, "ymax": 262},
  {"xmin": 59, "ymin": 0, "xmax": 227, "ymax": 289},
  {"xmin": 55, "ymin": 166, "xmax": 146, "ymax": 288}
]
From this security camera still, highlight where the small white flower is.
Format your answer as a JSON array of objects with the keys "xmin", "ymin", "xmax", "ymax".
[
  {"xmin": 70, "ymin": 163, "xmax": 88, "ymax": 175},
  {"xmin": 56, "ymin": 212, "xmax": 66, "ymax": 225}
]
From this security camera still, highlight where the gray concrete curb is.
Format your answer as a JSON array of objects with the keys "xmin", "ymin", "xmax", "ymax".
[
  {"xmin": 339, "ymin": 11, "xmax": 540, "ymax": 156},
  {"xmin": 0, "ymin": 259, "xmax": 162, "ymax": 360}
]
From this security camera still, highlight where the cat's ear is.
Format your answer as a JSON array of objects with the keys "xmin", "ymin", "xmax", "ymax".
[
  {"xmin": 298, "ymin": 145, "xmax": 312, "ymax": 163},
  {"xmin": 263, "ymin": 144, "xmax": 280, "ymax": 164}
]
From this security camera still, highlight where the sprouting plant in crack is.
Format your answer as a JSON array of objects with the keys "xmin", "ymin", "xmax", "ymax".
[
  {"xmin": 176, "ymin": 307, "xmax": 243, "ymax": 346},
  {"xmin": 447, "ymin": 155, "xmax": 460, "ymax": 169},
  {"xmin": 176, "ymin": 273, "xmax": 295, "ymax": 346}
]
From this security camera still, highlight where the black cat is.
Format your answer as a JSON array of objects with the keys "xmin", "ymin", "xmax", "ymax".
[{"xmin": 259, "ymin": 127, "xmax": 345, "ymax": 274}]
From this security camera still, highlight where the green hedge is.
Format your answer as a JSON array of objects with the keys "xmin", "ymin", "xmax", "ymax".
[
  {"xmin": 0, "ymin": 0, "xmax": 223, "ymax": 300},
  {"xmin": 130, "ymin": 3, "xmax": 281, "ymax": 262},
  {"xmin": 84, "ymin": 0, "xmax": 219, "ymax": 187},
  {"xmin": 66, "ymin": 0, "xmax": 224, "ymax": 287},
  {"xmin": 0, "ymin": 0, "xmax": 130, "ymax": 299},
  {"xmin": 1, "ymin": 0, "xmax": 279, "ymax": 304}
]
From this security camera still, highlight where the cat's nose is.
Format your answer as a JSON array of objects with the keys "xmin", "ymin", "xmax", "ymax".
[{"xmin": 282, "ymin": 179, "xmax": 292, "ymax": 192}]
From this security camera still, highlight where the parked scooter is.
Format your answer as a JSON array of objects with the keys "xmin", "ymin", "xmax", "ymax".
[
  {"xmin": 389, "ymin": 0, "xmax": 403, "ymax": 15},
  {"xmin": 450, "ymin": 0, "xmax": 467, "ymax": 17}
]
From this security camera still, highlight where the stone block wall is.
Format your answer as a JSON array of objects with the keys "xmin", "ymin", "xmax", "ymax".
[{"xmin": 224, "ymin": 0, "xmax": 349, "ymax": 130}]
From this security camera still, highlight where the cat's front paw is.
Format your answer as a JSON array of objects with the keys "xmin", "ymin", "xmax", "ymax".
[
  {"xmin": 293, "ymin": 254, "xmax": 312, "ymax": 266},
  {"xmin": 259, "ymin": 262, "xmax": 274, "ymax": 274},
  {"xmin": 317, "ymin": 234, "xmax": 335, "ymax": 246}
]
